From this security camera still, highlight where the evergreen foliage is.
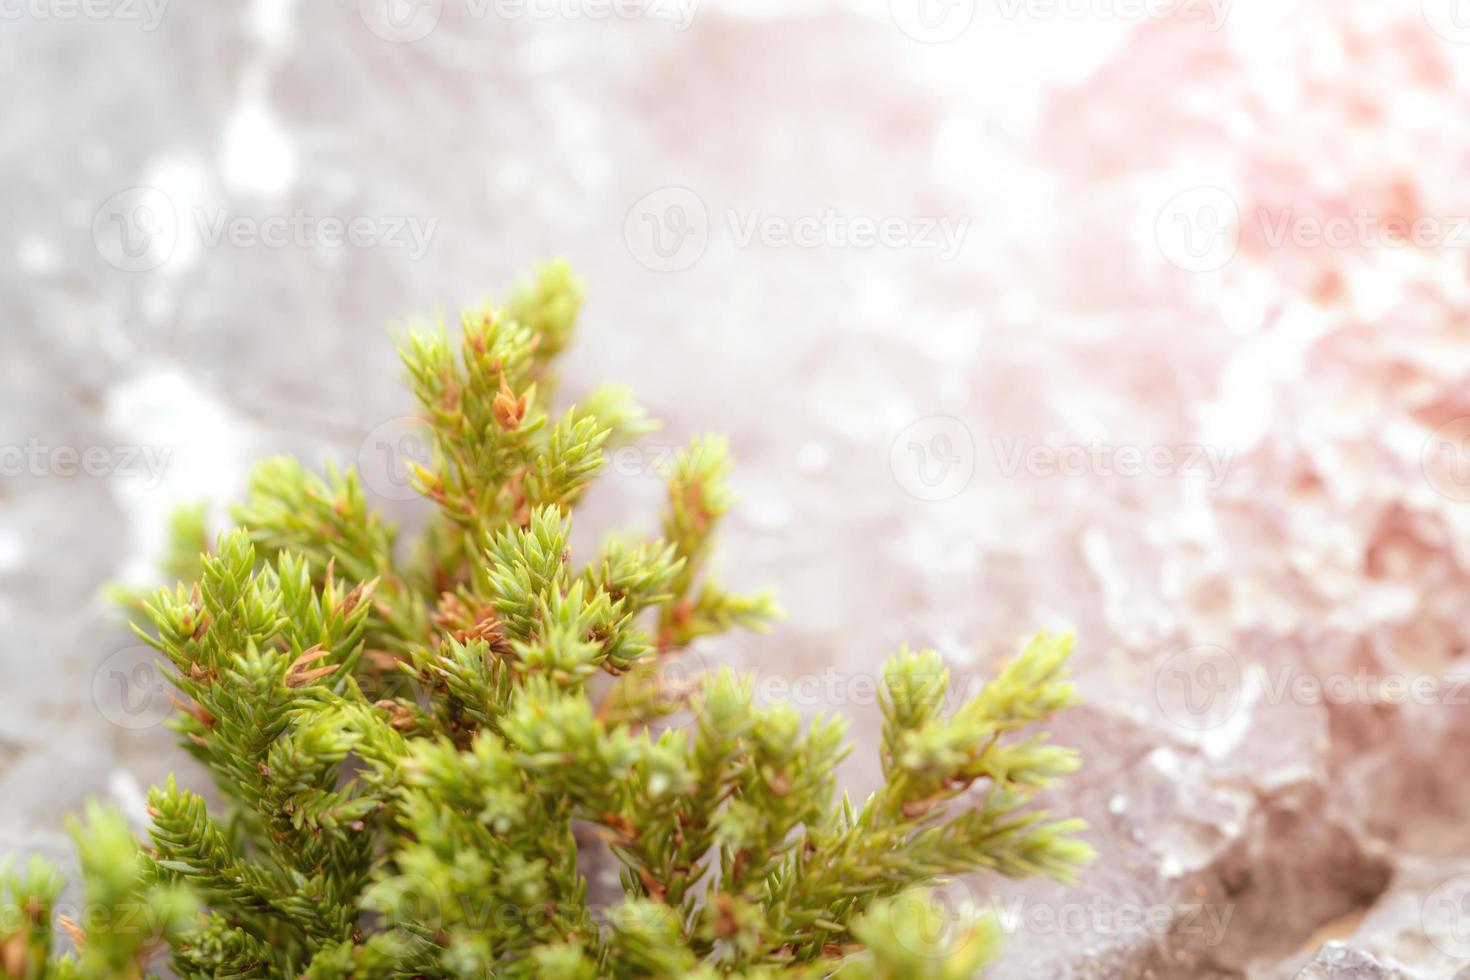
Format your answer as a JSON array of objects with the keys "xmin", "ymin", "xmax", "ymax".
[{"xmin": 9, "ymin": 261, "xmax": 1092, "ymax": 978}]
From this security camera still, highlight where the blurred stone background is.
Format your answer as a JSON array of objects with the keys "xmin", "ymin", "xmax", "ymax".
[{"xmin": 7, "ymin": 0, "xmax": 1470, "ymax": 975}]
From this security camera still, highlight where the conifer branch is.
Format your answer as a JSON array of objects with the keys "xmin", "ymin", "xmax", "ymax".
[{"xmin": 5, "ymin": 261, "xmax": 1093, "ymax": 979}]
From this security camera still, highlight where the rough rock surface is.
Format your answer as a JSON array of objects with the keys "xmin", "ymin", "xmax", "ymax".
[
  {"xmin": 1293, "ymin": 942, "xmax": 1407, "ymax": 980},
  {"xmin": 5, "ymin": 0, "xmax": 1470, "ymax": 975}
]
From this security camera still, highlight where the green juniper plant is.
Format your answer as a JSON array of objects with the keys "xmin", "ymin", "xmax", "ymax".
[{"xmin": 12, "ymin": 261, "xmax": 1092, "ymax": 978}]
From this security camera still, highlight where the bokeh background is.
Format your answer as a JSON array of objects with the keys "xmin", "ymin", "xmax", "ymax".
[{"xmin": 8, "ymin": 0, "xmax": 1470, "ymax": 975}]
